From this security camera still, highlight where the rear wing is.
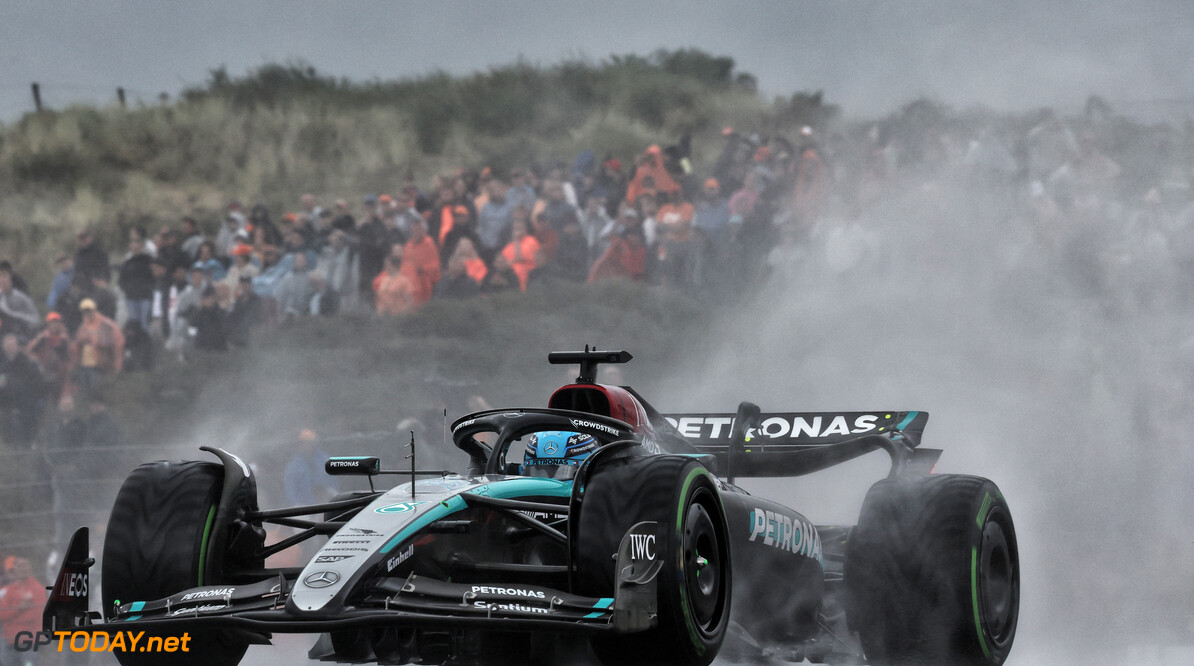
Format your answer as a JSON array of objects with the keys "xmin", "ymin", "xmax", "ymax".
[{"xmin": 659, "ymin": 409, "xmax": 936, "ymax": 479}]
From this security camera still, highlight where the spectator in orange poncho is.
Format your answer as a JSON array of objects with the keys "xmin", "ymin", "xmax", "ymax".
[
  {"xmin": 400, "ymin": 217, "xmax": 441, "ymax": 306},
  {"xmin": 625, "ymin": 145, "xmax": 681, "ymax": 205},
  {"xmin": 71, "ymin": 298, "xmax": 124, "ymax": 397},
  {"xmin": 375, "ymin": 255, "xmax": 415, "ymax": 315},
  {"xmin": 500, "ymin": 218, "xmax": 540, "ymax": 291},
  {"xmin": 588, "ymin": 228, "xmax": 648, "ymax": 283},
  {"xmin": 656, "ymin": 192, "xmax": 696, "ymax": 287},
  {"xmin": 451, "ymin": 238, "xmax": 488, "ymax": 285},
  {"xmin": 435, "ymin": 201, "xmax": 467, "ymax": 249}
]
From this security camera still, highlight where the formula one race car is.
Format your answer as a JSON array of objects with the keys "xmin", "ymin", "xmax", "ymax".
[{"xmin": 44, "ymin": 349, "xmax": 1019, "ymax": 665}]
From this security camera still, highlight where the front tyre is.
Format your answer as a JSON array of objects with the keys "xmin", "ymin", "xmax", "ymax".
[
  {"xmin": 846, "ymin": 474, "xmax": 1019, "ymax": 665},
  {"xmin": 101, "ymin": 460, "xmax": 251, "ymax": 666},
  {"xmin": 576, "ymin": 456, "xmax": 731, "ymax": 666}
]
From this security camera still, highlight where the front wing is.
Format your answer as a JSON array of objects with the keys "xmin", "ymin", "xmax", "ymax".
[{"xmin": 45, "ymin": 522, "xmax": 660, "ymax": 637}]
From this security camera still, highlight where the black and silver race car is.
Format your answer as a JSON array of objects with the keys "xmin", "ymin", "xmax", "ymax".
[{"xmin": 44, "ymin": 349, "xmax": 1019, "ymax": 665}]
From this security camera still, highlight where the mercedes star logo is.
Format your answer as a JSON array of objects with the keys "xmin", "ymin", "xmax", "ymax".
[{"xmin": 303, "ymin": 571, "xmax": 341, "ymax": 588}]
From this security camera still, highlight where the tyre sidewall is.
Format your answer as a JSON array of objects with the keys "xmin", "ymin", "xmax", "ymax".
[
  {"xmin": 101, "ymin": 460, "xmax": 249, "ymax": 666},
  {"xmin": 576, "ymin": 456, "xmax": 731, "ymax": 666},
  {"xmin": 102, "ymin": 461, "xmax": 223, "ymax": 609},
  {"xmin": 655, "ymin": 465, "xmax": 731, "ymax": 663},
  {"xmin": 846, "ymin": 474, "xmax": 1019, "ymax": 666}
]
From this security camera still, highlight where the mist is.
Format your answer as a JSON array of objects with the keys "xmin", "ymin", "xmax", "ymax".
[{"xmin": 639, "ymin": 166, "xmax": 1194, "ymax": 662}]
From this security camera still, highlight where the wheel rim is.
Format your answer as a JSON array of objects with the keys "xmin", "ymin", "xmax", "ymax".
[
  {"xmin": 979, "ymin": 509, "xmax": 1018, "ymax": 647},
  {"xmin": 683, "ymin": 498, "xmax": 722, "ymax": 630}
]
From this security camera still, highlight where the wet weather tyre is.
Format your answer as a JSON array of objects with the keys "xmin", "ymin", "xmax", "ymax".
[
  {"xmin": 101, "ymin": 460, "xmax": 249, "ymax": 666},
  {"xmin": 845, "ymin": 474, "xmax": 1019, "ymax": 665},
  {"xmin": 576, "ymin": 456, "xmax": 731, "ymax": 666}
]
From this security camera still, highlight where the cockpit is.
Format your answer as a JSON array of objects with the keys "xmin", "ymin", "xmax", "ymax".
[{"xmin": 450, "ymin": 409, "xmax": 636, "ymax": 480}]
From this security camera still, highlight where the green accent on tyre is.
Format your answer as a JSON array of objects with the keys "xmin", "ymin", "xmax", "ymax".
[
  {"xmin": 676, "ymin": 467, "xmax": 706, "ymax": 533},
  {"xmin": 197, "ymin": 504, "xmax": 217, "ymax": 587},
  {"xmin": 971, "ymin": 546, "xmax": 991, "ymax": 659},
  {"xmin": 676, "ymin": 467, "xmax": 712, "ymax": 654},
  {"xmin": 976, "ymin": 492, "xmax": 993, "ymax": 528}
]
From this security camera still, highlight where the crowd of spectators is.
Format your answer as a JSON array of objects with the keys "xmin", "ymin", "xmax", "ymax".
[{"xmin": 1, "ymin": 111, "xmax": 1193, "ymax": 447}]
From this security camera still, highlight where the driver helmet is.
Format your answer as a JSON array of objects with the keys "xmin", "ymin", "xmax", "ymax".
[{"xmin": 522, "ymin": 430, "xmax": 598, "ymax": 478}]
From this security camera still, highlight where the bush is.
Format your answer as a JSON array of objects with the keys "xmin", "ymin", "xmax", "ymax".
[
  {"xmin": 0, "ymin": 49, "xmax": 829, "ymax": 285},
  {"xmin": 654, "ymin": 49, "xmax": 736, "ymax": 87},
  {"xmin": 11, "ymin": 145, "xmax": 85, "ymax": 187}
]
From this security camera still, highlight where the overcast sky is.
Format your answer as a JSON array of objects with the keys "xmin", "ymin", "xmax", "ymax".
[{"xmin": 2, "ymin": 1, "xmax": 1192, "ymax": 123}]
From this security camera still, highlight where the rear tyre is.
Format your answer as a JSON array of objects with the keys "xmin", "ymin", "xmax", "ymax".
[
  {"xmin": 846, "ymin": 474, "xmax": 1019, "ymax": 665},
  {"xmin": 576, "ymin": 456, "xmax": 731, "ymax": 666},
  {"xmin": 102, "ymin": 460, "xmax": 251, "ymax": 666}
]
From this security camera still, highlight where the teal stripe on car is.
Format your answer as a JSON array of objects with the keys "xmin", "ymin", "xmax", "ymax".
[
  {"xmin": 380, "ymin": 496, "xmax": 468, "ymax": 554},
  {"xmin": 470, "ymin": 477, "xmax": 573, "ymax": 498},
  {"xmin": 124, "ymin": 600, "xmax": 146, "ymax": 621},
  {"xmin": 896, "ymin": 411, "xmax": 919, "ymax": 430},
  {"xmin": 380, "ymin": 478, "xmax": 572, "ymax": 554},
  {"xmin": 583, "ymin": 598, "xmax": 614, "ymax": 619}
]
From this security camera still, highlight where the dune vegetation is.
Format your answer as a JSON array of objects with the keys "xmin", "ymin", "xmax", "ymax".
[{"xmin": 0, "ymin": 50, "xmax": 836, "ymax": 293}]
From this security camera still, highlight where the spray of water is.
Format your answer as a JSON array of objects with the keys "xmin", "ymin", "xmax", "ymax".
[{"xmin": 644, "ymin": 167, "xmax": 1194, "ymax": 663}]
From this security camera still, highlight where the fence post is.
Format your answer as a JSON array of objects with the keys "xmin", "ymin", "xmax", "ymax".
[
  {"xmin": 31, "ymin": 82, "xmax": 42, "ymax": 112},
  {"xmin": 117, "ymin": 87, "xmax": 126, "ymax": 108}
]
